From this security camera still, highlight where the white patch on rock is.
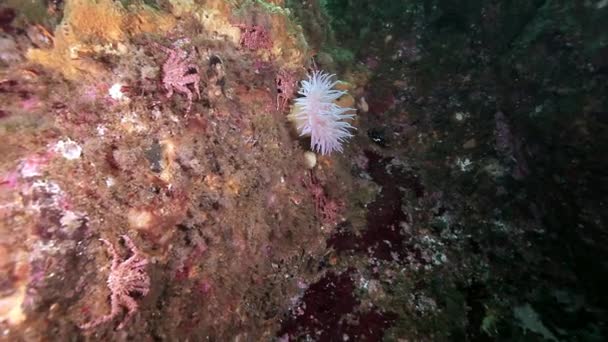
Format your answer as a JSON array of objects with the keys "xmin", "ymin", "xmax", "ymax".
[
  {"xmin": 303, "ymin": 151, "xmax": 317, "ymax": 169},
  {"xmin": 121, "ymin": 113, "xmax": 147, "ymax": 133},
  {"xmin": 96, "ymin": 125, "xmax": 107, "ymax": 137},
  {"xmin": 455, "ymin": 157, "xmax": 473, "ymax": 172},
  {"xmin": 105, "ymin": 177, "xmax": 115, "ymax": 187},
  {"xmin": 109, "ymin": 83, "xmax": 125, "ymax": 100},
  {"xmin": 54, "ymin": 139, "xmax": 82, "ymax": 160},
  {"xmin": 20, "ymin": 159, "xmax": 43, "ymax": 178},
  {"xmin": 60, "ymin": 211, "xmax": 85, "ymax": 232}
]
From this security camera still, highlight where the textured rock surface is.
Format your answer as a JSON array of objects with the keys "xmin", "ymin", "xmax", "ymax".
[
  {"xmin": 1, "ymin": 0, "xmax": 606, "ymax": 341},
  {"xmin": 0, "ymin": 0, "xmax": 340, "ymax": 340}
]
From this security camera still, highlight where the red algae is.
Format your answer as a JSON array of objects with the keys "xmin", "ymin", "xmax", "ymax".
[{"xmin": 278, "ymin": 269, "xmax": 397, "ymax": 341}]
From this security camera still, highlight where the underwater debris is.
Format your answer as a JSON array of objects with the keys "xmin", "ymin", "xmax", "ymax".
[
  {"xmin": 81, "ymin": 235, "xmax": 150, "ymax": 330},
  {"xmin": 157, "ymin": 43, "xmax": 201, "ymax": 114},
  {"xmin": 290, "ymin": 71, "xmax": 356, "ymax": 155}
]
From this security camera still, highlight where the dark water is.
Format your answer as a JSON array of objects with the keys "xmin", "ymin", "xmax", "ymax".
[{"xmin": 308, "ymin": 0, "xmax": 608, "ymax": 340}]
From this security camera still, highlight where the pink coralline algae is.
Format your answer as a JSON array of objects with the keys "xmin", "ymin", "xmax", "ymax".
[
  {"xmin": 0, "ymin": 170, "xmax": 19, "ymax": 189},
  {"xmin": 19, "ymin": 153, "xmax": 52, "ymax": 178},
  {"xmin": 81, "ymin": 235, "xmax": 150, "ymax": 330},
  {"xmin": 158, "ymin": 44, "xmax": 201, "ymax": 113},
  {"xmin": 235, "ymin": 24, "xmax": 272, "ymax": 50},
  {"xmin": 303, "ymin": 172, "xmax": 342, "ymax": 225},
  {"xmin": 276, "ymin": 69, "xmax": 297, "ymax": 111}
]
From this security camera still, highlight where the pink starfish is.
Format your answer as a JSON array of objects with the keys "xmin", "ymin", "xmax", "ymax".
[
  {"xmin": 81, "ymin": 235, "xmax": 150, "ymax": 330},
  {"xmin": 158, "ymin": 44, "xmax": 201, "ymax": 113}
]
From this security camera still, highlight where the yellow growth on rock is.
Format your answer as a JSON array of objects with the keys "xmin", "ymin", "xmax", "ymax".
[
  {"xmin": 27, "ymin": 0, "xmax": 175, "ymax": 80},
  {"xmin": 26, "ymin": 0, "xmax": 307, "ymax": 79},
  {"xmin": 0, "ymin": 285, "xmax": 26, "ymax": 325},
  {"xmin": 198, "ymin": 0, "xmax": 308, "ymax": 68},
  {"xmin": 334, "ymin": 81, "xmax": 357, "ymax": 115},
  {"xmin": 267, "ymin": 10, "xmax": 308, "ymax": 69},
  {"xmin": 159, "ymin": 138, "xmax": 177, "ymax": 183},
  {"xmin": 169, "ymin": 0, "xmax": 241, "ymax": 44},
  {"xmin": 0, "ymin": 248, "xmax": 29, "ymax": 326},
  {"xmin": 63, "ymin": 0, "xmax": 127, "ymax": 43},
  {"xmin": 245, "ymin": 0, "xmax": 309, "ymax": 68}
]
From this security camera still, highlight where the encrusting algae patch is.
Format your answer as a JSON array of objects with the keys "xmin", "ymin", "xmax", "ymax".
[
  {"xmin": 25, "ymin": 0, "xmax": 307, "ymax": 80},
  {"xmin": 27, "ymin": 0, "xmax": 175, "ymax": 80}
]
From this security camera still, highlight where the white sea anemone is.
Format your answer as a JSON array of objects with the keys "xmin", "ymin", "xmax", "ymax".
[{"xmin": 290, "ymin": 71, "xmax": 356, "ymax": 155}]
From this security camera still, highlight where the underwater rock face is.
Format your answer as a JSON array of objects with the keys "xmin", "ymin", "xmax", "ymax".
[
  {"xmin": 1, "ymin": 0, "xmax": 606, "ymax": 341},
  {"xmin": 0, "ymin": 0, "xmax": 352, "ymax": 340}
]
